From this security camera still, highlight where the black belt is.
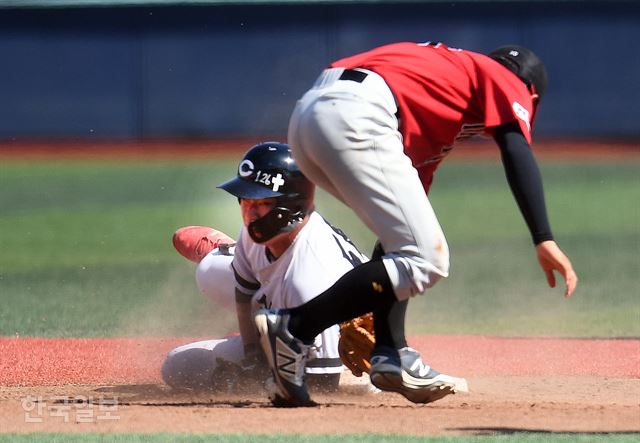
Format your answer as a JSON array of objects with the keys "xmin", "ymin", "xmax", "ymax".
[
  {"xmin": 339, "ymin": 69, "xmax": 368, "ymax": 83},
  {"xmin": 338, "ymin": 68, "xmax": 401, "ymax": 119}
]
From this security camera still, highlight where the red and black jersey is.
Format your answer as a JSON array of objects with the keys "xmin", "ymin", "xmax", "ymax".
[{"xmin": 331, "ymin": 42, "xmax": 536, "ymax": 191}]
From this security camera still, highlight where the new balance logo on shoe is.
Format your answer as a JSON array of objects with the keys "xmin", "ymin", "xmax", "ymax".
[
  {"xmin": 255, "ymin": 309, "xmax": 315, "ymax": 407},
  {"xmin": 276, "ymin": 336, "xmax": 303, "ymax": 385}
]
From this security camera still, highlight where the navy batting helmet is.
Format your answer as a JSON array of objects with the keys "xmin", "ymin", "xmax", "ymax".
[
  {"xmin": 218, "ymin": 142, "xmax": 314, "ymax": 243},
  {"xmin": 488, "ymin": 45, "xmax": 548, "ymax": 99}
]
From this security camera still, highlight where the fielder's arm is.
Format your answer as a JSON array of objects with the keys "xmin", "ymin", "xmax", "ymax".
[{"xmin": 493, "ymin": 123, "xmax": 578, "ymax": 297}]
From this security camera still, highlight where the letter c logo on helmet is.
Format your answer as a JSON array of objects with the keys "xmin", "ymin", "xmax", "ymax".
[{"xmin": 238, "ymin": 159, "xmax": 254, "ymax": 177}]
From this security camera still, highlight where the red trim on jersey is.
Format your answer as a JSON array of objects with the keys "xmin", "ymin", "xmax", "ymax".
[{"xmin": 331, "ymin": 42, "xmax": 535, "ymax": 191}]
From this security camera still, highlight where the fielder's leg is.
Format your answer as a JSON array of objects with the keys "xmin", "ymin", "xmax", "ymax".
[{"xmin": 285, "ymin": 68, "xmax": 454, "ymax": 403}]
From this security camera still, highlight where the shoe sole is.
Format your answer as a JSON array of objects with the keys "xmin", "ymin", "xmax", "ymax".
[
  {"xmin": 370, "ymin": 371, "xmax": 455, "ymax": 404},
  {"xmin": 404, "ymin": 372, "xmax": 469, "ymax": 393},
  {"xmin": 255, "ymin": 312, "xmax": 316, "ymax": 408}
]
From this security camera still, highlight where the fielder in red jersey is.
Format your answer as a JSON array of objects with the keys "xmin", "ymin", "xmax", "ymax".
[
  {"xmin": 332, "ymin": 42, "xmax": 537, "ymax": 191},
  {"xmin": 255, "ymin": 42, "xmax": 578, "ymax": 407}
]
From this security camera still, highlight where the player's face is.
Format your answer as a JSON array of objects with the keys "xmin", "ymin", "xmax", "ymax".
[{"xmin": 240, "ymin": 197, "xmax": 278, "ymax": 226}]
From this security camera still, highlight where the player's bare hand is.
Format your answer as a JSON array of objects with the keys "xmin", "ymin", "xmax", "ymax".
[{"xmin": 535, "ymin": 240, "xmax": 578, "ymax": 298}]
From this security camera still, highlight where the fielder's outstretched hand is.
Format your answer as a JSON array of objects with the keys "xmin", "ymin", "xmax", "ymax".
[{"xmin": 535, "ymin": 240, "xmax": 578, "ymax": 298}]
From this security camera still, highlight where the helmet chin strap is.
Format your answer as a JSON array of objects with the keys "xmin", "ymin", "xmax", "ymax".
[{"xmin": 247, "ymin": 206, "xmax": 306, "ymax": 243}]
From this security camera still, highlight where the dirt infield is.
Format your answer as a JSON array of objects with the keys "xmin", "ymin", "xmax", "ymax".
[{"xmin": 1, "ymin": 336, "xmax": 638, "ymax": 435}]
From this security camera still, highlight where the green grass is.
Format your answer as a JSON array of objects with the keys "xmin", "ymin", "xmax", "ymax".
[
  {"xmin": 407, "ymin": 161, "xmax": 640, "ymax": 337},
  {"xmin": 1, "ymin": 434, "xmax": 638, "ymax": 443},
  {"xmin": 0, "ymin": 159, "xmax": 638, "ymax": 338},
  {"xmin": 0, "ymin": 160, "xmax": 242, "ymax": 338}
]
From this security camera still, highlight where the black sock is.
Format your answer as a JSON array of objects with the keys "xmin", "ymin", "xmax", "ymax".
[
  {"xmin": 288, "ymin": 260, "xmax": 396, "ymax": 343},
  {"xmin": 372, "ymin": 302, "xmax": 395, "ymax": 349},
  {"xmin": 368, "ymin": 241, "xmax": 408, "ymax": 350},
  {"xmin": 389, "ymin": 299, "xmax": 409, "ymax": 348},
  {"xmin": 373, "ymin": 299, "xmax": 409, "ymax": 350}
]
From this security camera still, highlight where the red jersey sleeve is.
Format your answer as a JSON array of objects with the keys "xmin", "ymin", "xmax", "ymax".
[{"xmin": 474, "ymin": 55, "xmax": 536, "ymax": 143}]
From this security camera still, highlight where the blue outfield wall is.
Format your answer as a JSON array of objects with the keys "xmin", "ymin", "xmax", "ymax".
[{"xmin": 0, "ymin": 1, "xmax": 639, "ymax": 140}]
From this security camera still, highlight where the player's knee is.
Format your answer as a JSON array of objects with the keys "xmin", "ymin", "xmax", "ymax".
[
  {"xmin": 385, "ymin": 250, "xmax": 449, "ymax": 299},
  {"xmin": 418, "ymin": 239, "xmax": 450, "ymax": 285},
  {"xmin": 412, "ymin": 261, "xmax": 448, "ymax": 294},
  {"xmin": 195, "ymin": 251, "xmax": 235, "ymax": 309},
  {"xmin": 161, "ymin": 348, "xmax": 215, "ymax": 390},
  {"xmin": 421, "ymin": 252, "xmax": 449, "ymax": 289}
]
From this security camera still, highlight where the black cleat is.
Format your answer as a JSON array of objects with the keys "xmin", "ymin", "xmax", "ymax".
[{"xmin": 255, "ymin": 309, "xmax": 316, "ymax": 407}]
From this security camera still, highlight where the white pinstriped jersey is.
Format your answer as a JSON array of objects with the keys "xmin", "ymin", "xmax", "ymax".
[{"xmin": 232, "ymin": 211, "xmax": 367, "ymax": 374}]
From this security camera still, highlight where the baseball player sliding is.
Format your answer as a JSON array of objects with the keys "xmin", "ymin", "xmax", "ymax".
[
  {"xmin": 255, "ymin": 42, "xmax": 579, "ymax": 407},
  {"xmin": 164, "ymin": 142, "xmax": 467, "ymax": 395},
  {"xmin": 163, "ymin": 142, "xmax": 363, "ymax": 392}
]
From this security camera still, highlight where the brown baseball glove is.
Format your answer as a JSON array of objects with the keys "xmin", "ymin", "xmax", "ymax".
[{"xmin": 338, "ymin": 312, "xmax": 375, "ymax": 377}]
